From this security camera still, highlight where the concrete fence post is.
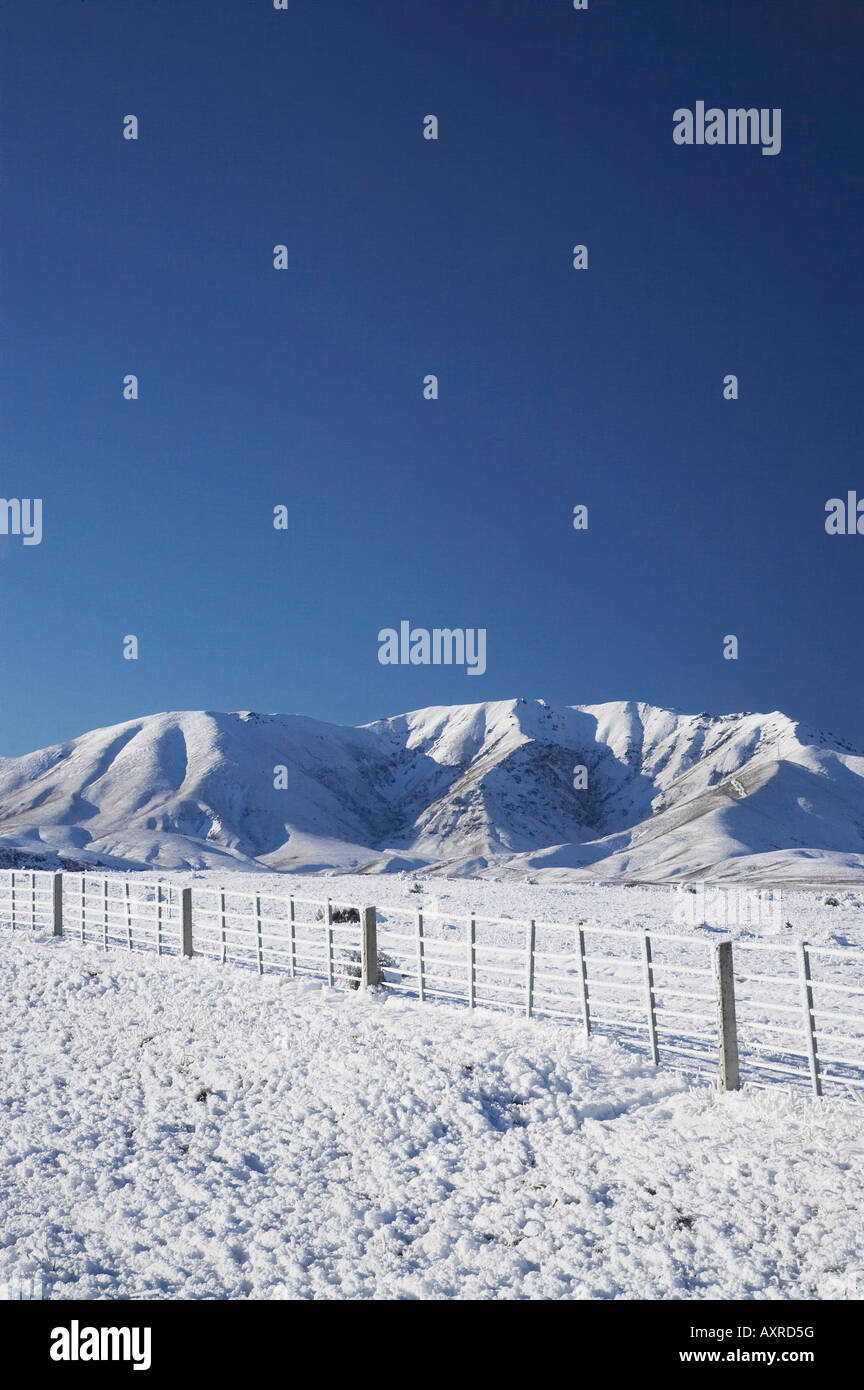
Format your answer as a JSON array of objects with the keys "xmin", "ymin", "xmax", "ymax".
[
  {"xmin": 360, "ymin": 906, "xmax": 379, "ymax": 989},
  {"xmin": 416, "ymin": 911, "xmax": 425, "ymax": 1002},
  {"xmin": 712, "ymin": 940, "xmax": 740, "ymax": 1092},
  {"xmin": 525, "ymin": 918, "xmax": 536, "ymax": 1019},
  {"xmin": 255, "ymin": 893, "xmax": 265, "ymax": 976},
  {"xmin": 325, "ymin": 898, "xmax": 335, "ymax": 987},
  {"xmin": 798, "ymin": 941, "xmax": 822, "ymax": 1098},
  {"xmin": 467, "ymin": 914, "xmax": 476, "ymax": 1009},
  {"xmin": 181, "ymin": 887, "xmax": 194, "ymax": 958},
  {"xmin": 577, "ymin": 926, "xmax": 591, "ymax": 1039},
  {"xmin": 52, "ymin": 873, "xmax": 63, "ymax": 937},
  {"xmin": 641, "ymin": 931, "xmax": 659, "ymax": 1066}
]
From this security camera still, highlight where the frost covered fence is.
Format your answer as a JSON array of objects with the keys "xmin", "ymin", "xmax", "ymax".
[
  {"xmin": 373, "ymin": 907, "xmax": 732, "ymax": 1079},
  {"xmin": 72, "ymin": 874, "xmax": 184, "ymax": 955},
  {"xmin": 0, "ymin": 871, "xmax": 185, "ymax": 953},
  {"xmin": 3, "ymin": 870, "xmax": 864, "ymax": 1098},
  {"xmin": 372, "ymin": 905, "xmax": 864, "ymax": 1099},
  {"xmin": 0, "ymin": 869, "xmax": 57, "ymax": 934},
  {"xmin": 188, "ymin": 885, "xmax": 377, "ymax": 986},
  {"xmin": 729, "ymin": 938, "xmax": 864, "ymax": 1099},
  {"xmin": 0, "ymin": 871, "xmax": 376, "ymax": 985}
]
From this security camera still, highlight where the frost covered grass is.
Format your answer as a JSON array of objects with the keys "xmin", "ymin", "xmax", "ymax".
[{"xmin": 1, "ymin": 927, "xmax": 863, "ymax": 1301}]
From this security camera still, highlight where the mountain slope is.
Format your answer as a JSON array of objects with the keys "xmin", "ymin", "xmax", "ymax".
[{"xmin": 0, "ymin": 699, "xmax": 863, "ymax": 881}]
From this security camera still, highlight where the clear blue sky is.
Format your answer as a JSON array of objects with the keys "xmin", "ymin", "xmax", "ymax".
[{"xmin": 0, "ymin": 0, "xmax": 862, "ymax": 756}]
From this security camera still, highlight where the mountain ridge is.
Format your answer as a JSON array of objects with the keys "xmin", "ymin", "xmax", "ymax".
[{"xmin": 0, "ymin": 699, "xmax": 863, "ymax": 883}]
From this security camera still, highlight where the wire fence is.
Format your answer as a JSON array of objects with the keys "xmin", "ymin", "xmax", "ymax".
[
  {"xmin": 2, "ymin": 869, "xmax": 863, "ymax": 1100},
  {"xmin": 191, "ymin": 885, "xmax": 364, "ymax": 985},
  {"xmin": 375, "ymin": 908, "xmax": 864, "ymax": 1099}
]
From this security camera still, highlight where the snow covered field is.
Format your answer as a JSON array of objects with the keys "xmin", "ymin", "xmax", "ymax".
[
  {"xmin": 204, "ymin": 869, "xmax": 864, "ymax": 948},
  {"xmin": 2, "ymin": 874, "xmax": 864, "ymax": 1301}
]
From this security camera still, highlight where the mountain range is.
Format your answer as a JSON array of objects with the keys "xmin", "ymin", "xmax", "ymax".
[{"xmin": 1, "ymin": 699, "xmax": 863, "ymax": 882}]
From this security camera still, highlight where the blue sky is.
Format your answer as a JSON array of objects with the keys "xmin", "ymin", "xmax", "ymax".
[{"xmin": 0, "ymin": 0, "xmax": 862, "ymax": 755}]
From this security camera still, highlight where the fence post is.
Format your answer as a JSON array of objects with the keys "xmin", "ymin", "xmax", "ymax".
[
  {"xmin": 360, "ymin": 906, "xmax": 378, "ymax": 988},
  {"xmin": 181, "ymin": 888, "xmax": 194, "ymax": 959},
  {"xmin": 525, "ymin": 919, "xmax": 536, "ymax": 1019},
  {"xmin": 797, "ymin": 941, "xmax": 822, "ymax": 1098},
  {"xmin": 125, "ymin": 880, "xmax": 133, "ymax": 950},
  {"xmin": 325, "ymin": 898, "xmax": 334, "ymax": 987},
  {"xmin": 254, "ymin": 893, "xmax": 264, "ymax": 975},
  {"xmin": 416, "ymin": 911, "xmax": 425, "ymax": 1002},
  {"xmin": 641, "ymin": 932, "xmax": 659, "ymax": 1065},
  {"xmin": 577, "ymin": 926, "xmax": 591, "ymax": 1038},
  {"xmin": 712, "ymin": 940, "xmax": 740, "ymax": 1092},
  {"xmin": 467, "ymin": 914, "xmax": 476, "ymax": 1009},
  {"xmin": 52, "ymin": 873, "xmax": 63, "ymax": 937}
]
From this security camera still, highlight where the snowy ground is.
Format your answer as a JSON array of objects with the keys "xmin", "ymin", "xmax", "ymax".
[
  {"xmin": 182, "ymin": 868, "xmax": 864, "ymax": 949},
  {"xmin": 1, "ymin": 913, "xmax": 863, "ymax": 1301}
]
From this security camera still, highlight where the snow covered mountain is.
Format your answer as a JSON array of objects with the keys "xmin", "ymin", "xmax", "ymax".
[{"xmin": 1, "ymin": 699, "xmax": 863, "ymax": 882}]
